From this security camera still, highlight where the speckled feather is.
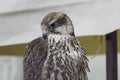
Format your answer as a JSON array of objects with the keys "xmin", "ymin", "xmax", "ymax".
[
  {"xmin": 24, "ymin": 35, "xmax": 89, "ymax": 80},
  {"xmin": 41, "ymin": 35, "xmax": 89, "ymax": 80},
  {"xmin": 23, "ymin": 37, "xmax": 48, "ymax": 80}
]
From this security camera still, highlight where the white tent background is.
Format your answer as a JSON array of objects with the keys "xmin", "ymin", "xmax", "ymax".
[
  {"xmin": 0, "ymin": 0, "xmax": 120, "ymax": 46},
  {"xmin": 0, "ymin": 0, "xmax": 120, "ymax": 80}
]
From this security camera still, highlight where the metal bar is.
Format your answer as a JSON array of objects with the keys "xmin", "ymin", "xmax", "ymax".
[{"xmin": 106, "ymin": 31, "xmax": 118, "ymax": 80}]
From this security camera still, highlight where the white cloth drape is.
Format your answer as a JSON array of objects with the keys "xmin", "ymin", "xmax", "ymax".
[
  {"xmin": 0, "ymin": 56, "xmax": 23, "ymax": 80},
  {"xmin": 0, "ymin": 0, "xmax": 120, "ymax": 46}
]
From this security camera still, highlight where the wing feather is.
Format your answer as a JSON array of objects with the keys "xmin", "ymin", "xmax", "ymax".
[{"xmin": 23, "ymin": 37, "xmax": 48, "ymax": 80}]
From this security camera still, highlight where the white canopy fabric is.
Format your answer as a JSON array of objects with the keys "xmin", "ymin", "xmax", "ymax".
[{"xmin": 0, "ymin": 0, "xmax": 120, "ymax": 46}]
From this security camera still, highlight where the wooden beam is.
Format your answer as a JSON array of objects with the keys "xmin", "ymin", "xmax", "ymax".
[{"xmin": 106, "ymin": 31, "xmax": 118, "ymax": 80}]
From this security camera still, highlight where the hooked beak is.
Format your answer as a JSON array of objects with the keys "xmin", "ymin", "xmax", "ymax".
[
  {"xmin": 42, "ymin": 29, "xmax": 49, "ymax": 39},
  {"xmin": 43, "ymin": 33, "xmax": 48, "ymax": 39}
]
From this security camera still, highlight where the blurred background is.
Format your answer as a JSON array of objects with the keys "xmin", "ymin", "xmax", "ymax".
[{"xmin": 0, "ymin": 0, "xmax": 120, "ymax": 80}]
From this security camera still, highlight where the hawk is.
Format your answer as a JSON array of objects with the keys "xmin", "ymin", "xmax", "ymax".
[{"xmin": 23, "ymin": 12, "xmax": 90, "ymax": 80}]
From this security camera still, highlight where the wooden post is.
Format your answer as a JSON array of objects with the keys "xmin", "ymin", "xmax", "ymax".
[{"xmin": 106, "ymin": 31, "xmax": 118, "ymax": 80}]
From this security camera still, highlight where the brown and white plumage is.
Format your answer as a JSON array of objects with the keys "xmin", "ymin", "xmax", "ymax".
[
  {"xmin": 24, "ymin": 12, "xmax": 90, "ymax": 80},
  {"xmin": 24, "ymin": 37, "xmax": 48, "ymax": 80}
]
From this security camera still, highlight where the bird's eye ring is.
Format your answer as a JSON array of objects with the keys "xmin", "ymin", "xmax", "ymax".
[{"xmin": 44, "ymin": 29, "xmax": 48, "ymax": 32}]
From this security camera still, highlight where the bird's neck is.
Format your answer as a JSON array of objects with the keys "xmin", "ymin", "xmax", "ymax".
[
  {"xmin": 47, "ymin": 34, "xmax": 80, "ymax": 59},
  {"xmin": 48, "ymin": 34, "xmax": 72, "ymax": 44}
]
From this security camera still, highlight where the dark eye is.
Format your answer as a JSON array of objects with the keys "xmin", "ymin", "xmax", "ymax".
[{"xmin": 50, "ymin": 23, "xmax": 56, "ymax": 28}]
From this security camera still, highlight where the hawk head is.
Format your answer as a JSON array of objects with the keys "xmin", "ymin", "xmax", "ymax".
[{"xmin": 41, "ymin": 12, "xmax": 74, "ymax": 39}]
